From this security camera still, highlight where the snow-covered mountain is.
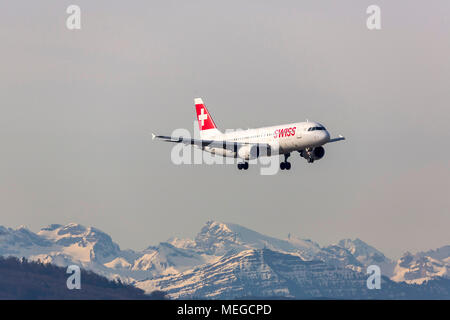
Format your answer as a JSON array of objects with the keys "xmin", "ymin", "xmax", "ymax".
[
  {"xmin": 0, "ymin": 223, "xmax": 207, "ymax": 282},
  {"xmin": 168, "ymin": 221, "xmax": 391, "ymax": 274},
  {"xmin": 130, "ymin": 242, "xmax": 216, "ymax": 276},
  {"xmin": 0, "ymin": 225, "xmax": 52, "ymax": 254},
  {"xmin": 172, "ymin": 220, "xmax": 321, "ymax": 258},
  {"xmin": 0, "ymin": 220, "xmax": 448, "ymax": 298},
  {"xmin": 37, "ymin": 223, "xmax": 121, "ymax": 264},
  {"xmin": 391, "ymin": 246, "xmax": 449, "ymax": 284},
  {"xmin": 136, "ymin": 248, "xmax": 360, "ymax": 299},
  {"xmin": 136, "ymin": 248, "xmax": 425, "ymax": 299},
  {"xmin": 337, "ymin": 238, "xmax": 395, "ymax": 276}
]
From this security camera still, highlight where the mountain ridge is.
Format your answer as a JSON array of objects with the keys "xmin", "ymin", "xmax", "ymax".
[{"xmin": 1, "ymin": 220, "xmax": 448, "ymax": 298}]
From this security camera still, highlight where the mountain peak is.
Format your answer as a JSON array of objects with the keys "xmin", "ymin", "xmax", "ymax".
[
  {"xmin": 200, "ymin": 221, "xmax": 234, "ymax": 235},
  {"xmin": 421, "ymin": 245, "xmax": 450, "ymax": 260},
  {"xmin": 393, "ymin": 249, "xmax": 449, "ymax": 284},
  {"xmin": 193, "ymin": 221, "xmax": 322, "ymax": 258},
  {"xmin": 337, "ymin": 238, "xmax": 395, "ymax": 276},
  {"xmin": 338, "ymin": 238, "xmax": 369, "ymax": 249},
  {"xmin": 338, "ymin": 238, "xmax": 386, "ymax": 258},
  {"xmin": 194, "ymin": 221, "xmax": 239, "ymax": 255},
  {"xmin": 36, "ymin": 223, "xmax": 121, "ymax": 263},
  {"xmin": 37, "ymin": 223, "xmax": 113, "ymax": 239},
  {"xmin": 40, "ymin": 224, "xmax": 63, "ymax": 231}
]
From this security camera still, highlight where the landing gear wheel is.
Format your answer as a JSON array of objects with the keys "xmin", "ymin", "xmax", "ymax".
[
  {"xmin": 308, "ymin": 158, "xmax": 314, "ymax": 163},
  {"xmin": 280, "ymin": 153, "xmax": 291, "ymax": 171},
  {"xmin": 238, "ymin": 162, "xmax": 249, "ymax": 170}
]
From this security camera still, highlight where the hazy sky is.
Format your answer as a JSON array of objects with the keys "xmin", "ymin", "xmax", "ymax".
[{"xmin": 1, "ymin": 1, "xmax": 449, "ymax": 258}]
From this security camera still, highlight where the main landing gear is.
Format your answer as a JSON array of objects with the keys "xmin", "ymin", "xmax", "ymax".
[
  {"xmin": 280, "ymin": 153, "xmax": 291, "ymax": 170},
  {"xmin": 237, "ymin": 162, "xmax": 249, "ymax": 170}
]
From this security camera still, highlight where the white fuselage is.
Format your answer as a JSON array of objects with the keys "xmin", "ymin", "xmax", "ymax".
[{"xmin": 203, "ymin": 121, "xmax": 330, "ymax": 159}]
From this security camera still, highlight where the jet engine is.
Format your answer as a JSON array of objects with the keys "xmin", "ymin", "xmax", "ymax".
[
  {"xmin": 237, "ymin": 145, "xmax": 251, "ymax": 160},
  {"xmin": 300, "ymin": 146, "xmax": 325, "ymax": 162},
  {"xmin": 312, "ymin": 146, "xmax": 325, "ymax": 160}
]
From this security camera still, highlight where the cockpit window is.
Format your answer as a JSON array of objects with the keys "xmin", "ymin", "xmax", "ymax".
[{"xmin": 307, "ymin": 126, "xmax": 326, "ymax": 131}]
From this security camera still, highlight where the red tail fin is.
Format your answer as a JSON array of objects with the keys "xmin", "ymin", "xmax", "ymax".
[{"xmin": 195, "ymin": 98, "xmax": 217, "ymax": 131}]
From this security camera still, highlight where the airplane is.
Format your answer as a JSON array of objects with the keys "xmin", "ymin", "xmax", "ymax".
[{"xmin": 152, "ymin": 98, "xmax": 345, "ymax": 170}]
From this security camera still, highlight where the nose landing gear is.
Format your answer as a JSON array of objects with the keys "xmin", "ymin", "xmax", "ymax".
[
  {"xmin": 280, "ymin": 153, "xmax": 291, "ymax": 170},
  {"xmin": 299, "ymin": 149, "xmax": 315, "ymax": 163}
]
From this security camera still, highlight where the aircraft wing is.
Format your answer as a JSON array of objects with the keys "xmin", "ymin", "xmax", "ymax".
[
  {"xmin": 152, "ymin": 134, "xmax": 271, "ymax": 151},
  {"xmin": 328, "ymin": 135, "xmax": 346, "ymax": 143}
]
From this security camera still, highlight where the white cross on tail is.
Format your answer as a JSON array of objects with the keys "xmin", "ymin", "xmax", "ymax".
[{"xmin": 198, "ymin": 108, "xmax": 208, "ymax": 127}]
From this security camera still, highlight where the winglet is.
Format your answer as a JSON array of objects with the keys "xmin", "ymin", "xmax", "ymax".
[{"xmin": 151, "ymin": 133, "xmax": 156, "ymax": 140}]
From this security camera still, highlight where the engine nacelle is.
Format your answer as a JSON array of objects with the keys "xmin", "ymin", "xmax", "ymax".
[
  {"xmin": 312, "ymin": 146, "xmax": 325, "ymax": 160},
  {"xmin": 300, "ymin": 146, "xmax": 325, "ymax": 161},
  {"xmin": 237, "ymin": 145, "xmax": 251, "ymax": 160}
]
